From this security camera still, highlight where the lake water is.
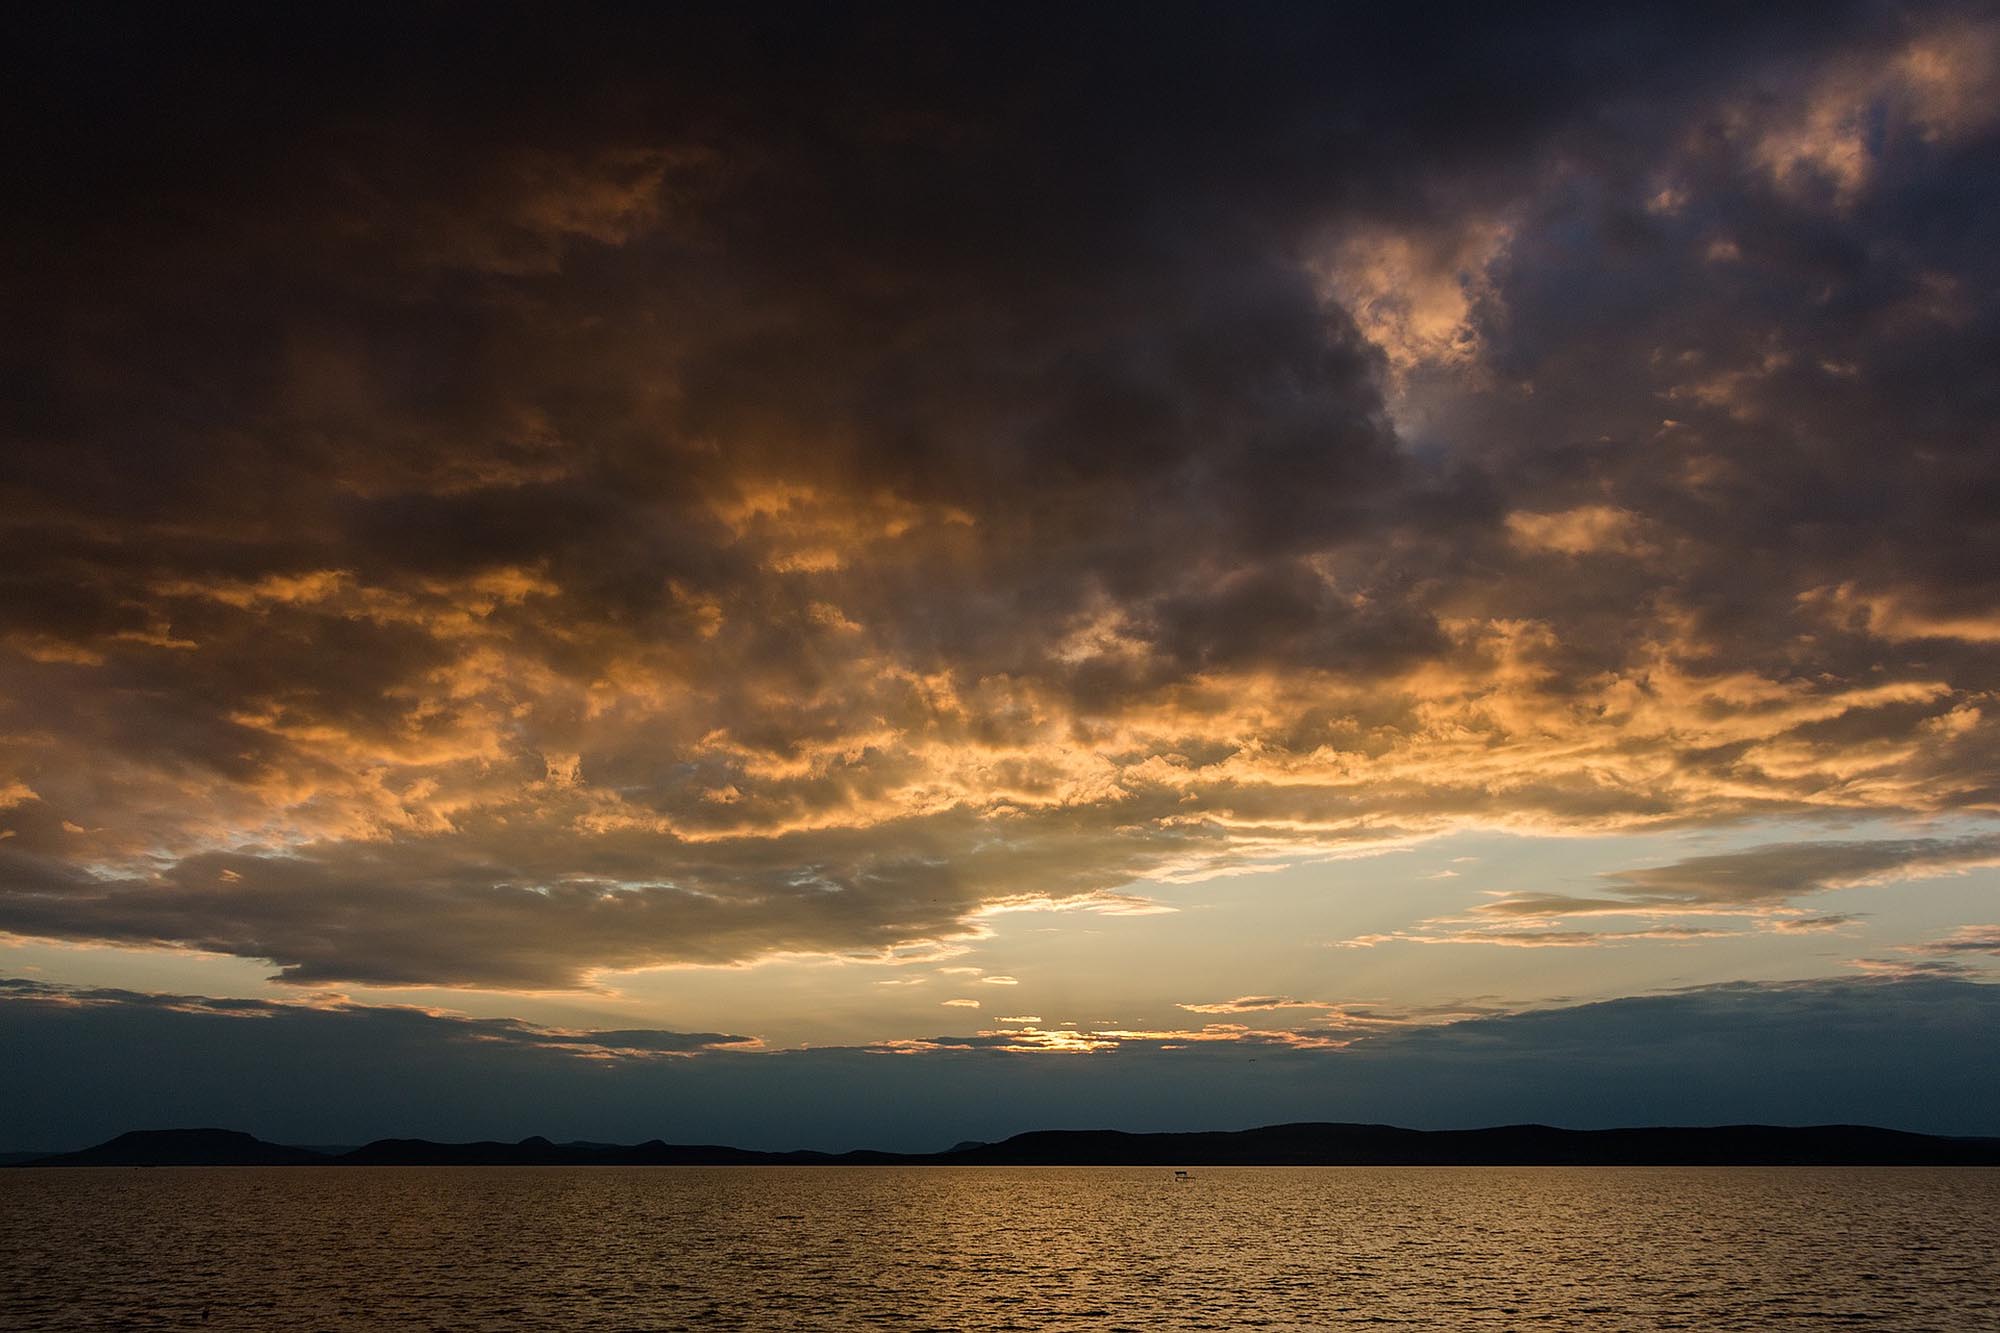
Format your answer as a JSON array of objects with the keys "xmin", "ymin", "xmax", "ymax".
[{"xmin": 2, "ymin": 1166, "xmax": 1995, "ymax": 1330}]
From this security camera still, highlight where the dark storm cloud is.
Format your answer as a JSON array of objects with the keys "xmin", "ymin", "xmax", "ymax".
[
  {"xmin": 3, "ymin": 2, "xmax": 1999, "ymax": 986},
  {"xmin": 3, "ymin": 973, "xmax": 1996, "ymax": 1149}
]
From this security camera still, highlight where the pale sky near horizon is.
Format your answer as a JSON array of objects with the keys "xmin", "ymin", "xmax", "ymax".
[{"xmin": 6, "ymin": 818, "xmax": 1997, "ymax": 1053}]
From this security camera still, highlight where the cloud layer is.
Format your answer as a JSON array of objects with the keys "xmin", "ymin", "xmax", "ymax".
[
  {"xmin": 5, "ymin": 973, "xmax": 1996, "ymax": 1148},
  {"xmin": 2, "ymin": 4, "xmax": 1998, "ymax": 987}
]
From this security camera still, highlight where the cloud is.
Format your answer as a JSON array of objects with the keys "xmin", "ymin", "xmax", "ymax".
[
  {"xmin": 1857, "ymin": 918, "xmax": 2000, "ymax": 981},
  {"xmin": 1845, "ymin": 956, "xmax": 1979, "ymax": 979},
  {"xmin": 1767, "ymin": 913, "xmax": 1863, "ymax": 934},
  {"xmin": 1318, "ymin": 213, "xmax": 1513, "ymax": 377},
  {"xmin": 0, "ymin": 978, "xmax": 753, "ymax": 1060},
  {"xmin": 1340, "ymin": 926, "xmax": 1733, "ymax": 949},
  {"xmin": 1177, "ymin": 996, "xmax": 1342, "ymax": 1014},
  {"xmin": 3, "ymin": 4, "xmax": 1999, "ymax": 991},
  {"xmin": 1505, "ymin": 505, "xmax": 1656, "ymax": 558},
  {"xmin": 1905, "ymin": 924, "xmax": 2000, "ymax": 957},
  {"xmin": 1337, "ymin": 836, "xmax": 2000, "ymax": 948},
  {"xmin": 5, "ymin": 973, "xmax": 1998, "ymax": 1148},
  {"xmin": 1474, "ymin": 836, "xmax": 2000, "ymax": 920}
]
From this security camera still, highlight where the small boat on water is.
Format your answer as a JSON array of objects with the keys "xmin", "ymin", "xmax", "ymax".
[{"xmin": 1173, "ymin": 1169, "xmax": 1194, "ymax": 1181}]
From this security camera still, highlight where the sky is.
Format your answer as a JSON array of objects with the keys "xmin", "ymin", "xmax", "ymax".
[{"xmin": 3, "ymin": 2, "xmax": 1999, "ymax": 1150}]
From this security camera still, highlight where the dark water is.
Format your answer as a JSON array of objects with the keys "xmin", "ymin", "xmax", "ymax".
[{"xmin": 2, "ymin": 1166, "xmax": 1995, "ymax": 1330}]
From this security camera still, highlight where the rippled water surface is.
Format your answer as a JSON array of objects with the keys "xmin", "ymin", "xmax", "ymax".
[{"xmin": 3, "ymin": 1166, "xmax": 1996, "ymax": 1330}]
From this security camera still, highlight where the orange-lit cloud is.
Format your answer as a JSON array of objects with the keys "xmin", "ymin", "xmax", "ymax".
[{"xmin": 2, "ymin": 3, "xmax": 1998, "ymax": 1004}]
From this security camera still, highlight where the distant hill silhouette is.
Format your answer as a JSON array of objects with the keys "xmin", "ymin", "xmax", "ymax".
[
  {"xmin": 16, "ymin": 1121, "xmax": 2000, "ymax": 1168},
  {"xmin": 932, "ymin": 1123, "xmax": 2000, "ymax": 1166},
  {"xmin": 29, "ymin": 1128, "xmax": 328, "ymax": 1167}
]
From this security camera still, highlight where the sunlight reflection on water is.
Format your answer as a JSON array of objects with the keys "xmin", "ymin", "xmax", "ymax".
[{"xmin": 2, "ymin": 1166, "xmax": 1996, "ymax": 1330}]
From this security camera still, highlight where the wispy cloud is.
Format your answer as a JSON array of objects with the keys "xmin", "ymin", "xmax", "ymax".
[
  {"xmin": 1177, "ymin": 996, "xmax": 1339, "ymax": 1014},
  {"xmin": 1339, "ymin": 926, "xmax": 1734, "ymax": 949},
  {"xmin": 1338, "ymin": 838, "xmax": 2000, "ymax": 949},
  {"xmin": 1910, "ymin": 924, "xmax": 2000, "ymax": 956},
  {"xmin": 1481, "ymin": 837, "xmax": 2000, "ymax": 919}
]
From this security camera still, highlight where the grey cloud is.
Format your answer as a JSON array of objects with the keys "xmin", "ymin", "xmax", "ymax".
[
  {"xmin": 1768, "ymin": 913, "xmax": 1864, "ymax": 933},
  {"xmin": 0, "ymin": 978, "xmax": 752, "ymax": 1057},
  {"xmin": 1475, "ymin": 835, "xmax": 2000, "ymax": 921}
]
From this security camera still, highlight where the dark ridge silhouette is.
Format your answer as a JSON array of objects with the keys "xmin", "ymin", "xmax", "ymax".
[
  {"xmin": 931, "ymin": 1123, "xmax": 2000, "ymax": 1166},
  {"xmin": 16, "ymin": 1122, "xmax": 2000, "ymax": 1168},
  {"xmin": 28, "ymin": 1128, "xmax": 329, "ymax": 1167}
]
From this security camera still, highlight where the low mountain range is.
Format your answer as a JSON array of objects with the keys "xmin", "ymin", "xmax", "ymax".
[{"xmin": 15, "ymin": 1122, "xmax": 2000, "ymax": 1168}]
